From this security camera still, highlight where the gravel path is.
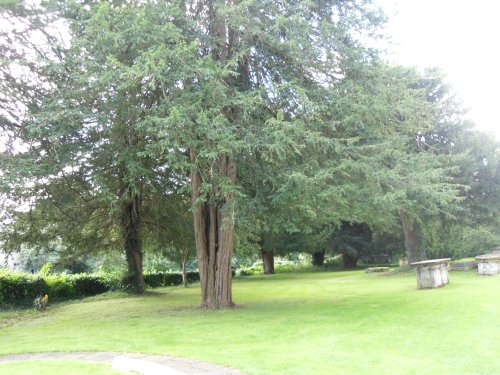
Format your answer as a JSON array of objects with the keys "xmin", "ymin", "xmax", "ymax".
[{"xmin": 0, "ymin": 352, "xmax": 245, "ymax": 375}]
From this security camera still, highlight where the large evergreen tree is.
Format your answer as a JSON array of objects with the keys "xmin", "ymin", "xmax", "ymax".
[
  {"xmin": 1, "ymin": 0, "xmax": 388, "ymax": 308},
  {"xmin": 162, "ymin": 0, "xmax": 387, "ymax": 307},
  {"xmin": 3, "ymin": 0, "xmax": 482, "ymax": 309},
  {"xmin": 0, "ymin": 1, "xmax": 193, "ymax": 292}
]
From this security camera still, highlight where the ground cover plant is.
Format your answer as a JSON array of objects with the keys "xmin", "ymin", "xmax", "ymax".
[{"xmin": 1, "ymin": 270, "xmax": 499, "ymax": 375}]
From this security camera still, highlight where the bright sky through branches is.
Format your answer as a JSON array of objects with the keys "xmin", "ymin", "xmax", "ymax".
[{"xmin": 376, "ymin": 0, "xmax": 500, "ymax": 140}]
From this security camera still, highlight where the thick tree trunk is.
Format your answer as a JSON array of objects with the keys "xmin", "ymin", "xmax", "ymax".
[
  {"xmin": 122, "ymin": 193, "xmax": 145, "ymax": 294},
  {"xmin": 181, "ymin": 247, "xmax": 188, "ymax": 288},
  {"xmin": 312, "ymin": 250, "xmax": 325, "ymax": 267},
  {"xmin": 262, "ymin": 251, "xmax": 275, "ymax": 274},
  {"xmin": 342, "ymin": 252, "xmax": 358, "ymax": 268},
  {"xmin": 189, "ymin": 1, "xmax": 243, "ymax": 309},
  {"xmin": 399, "ymin": 208, "xmax": 426, "ymax": 264},
  {"xmin": 191, "ymin": 150, "xmax": 236, "ymax": 309}
]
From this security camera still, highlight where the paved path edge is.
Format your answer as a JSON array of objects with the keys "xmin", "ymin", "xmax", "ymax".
[{"xmin": 0, "ymin": 351, "xmax": 244, "ymax": 375}]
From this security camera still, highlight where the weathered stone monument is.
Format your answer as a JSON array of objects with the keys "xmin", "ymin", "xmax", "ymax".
[
  {"xmin": 365, "ymin": 267, "xmax": 390, "ymax": 273},
  {"xmin": 410, "ymin": 258, "xmax": 450, "ymax": 289},
  {"xmin": 476, "ymin": 253, "xmax": 500, "ymax": 275},
  {"xmin": 450, "ymin": 260, "xmax": 477, "ymax": 271}
]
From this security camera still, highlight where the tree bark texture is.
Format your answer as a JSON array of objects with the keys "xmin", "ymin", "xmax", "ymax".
[
  {"xmin": 182, "ymin": 247, "xmax": 188, "ymax": 288},
  {"xmin": 399, "ymin": 208, "xmax": 426, "ymax": 264},
  {"xmin": 189, "ymin": 0, "xmax": 245, "ymax": 308},
  {"xmin": 262, "ymin": 251, "xmax": 275, "ymax": 274},
  {"xmin": 122, "ymin": 192, "xmax": 145, "ymax": 294},
  {"xmin": 191, "ymin": 151, "xmax": 237, "ymax": 309}
]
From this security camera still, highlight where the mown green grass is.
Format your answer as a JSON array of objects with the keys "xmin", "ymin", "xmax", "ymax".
[
  {"xmin": 0, "ymin": 360, "xmax": 122, "ymax": 375},
  {"xmin": 1, "ymin": 269, "xmax": 499, "ymax": 375}
]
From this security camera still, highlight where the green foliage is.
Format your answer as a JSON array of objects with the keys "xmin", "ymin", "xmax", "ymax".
[
  {"xmin": 329, "ymin": 222, "xmax": 373, "ymax": 267},
  {"xmin": 0, "ymin": 270, "xmax": 48, "ymax": 303},
  {"xmin": 0, "ymin": 0, "xmax": 194, "ymax": 287},
  {"xmin": 426, "ymin": 225, "xmax": 499, "ymax": 260},
  {"xmin": 0, "ymin": 269, "xmax": 203, "ymax": 304},
  {"xmin": 17, "ymin": 242, "xmax": 95, "ymax": 274},
  {"xmin": 235, "ymin": 259, "xmax": 313, "ymax": 276},
  {"xmin": 0, "ymin": 0, "xmax": 19, "ymax": 6},
  {"xmin": 274, "ymin": 262, "xmax": 308, "ymax": 273},
  {"xmin": 142, "ymin": 255, "xmax": 181, "ymax": 273},
  {"xmin": 1, "ymin": 0, "xmax": 497, "ymax": 288},
  {"xmin": 143, "ymin": 271, "xmax": 200, "ymax": 288},
  {"xmin": 69, "ymin": 274, "xmax": 111, "ymax": 297},
  {"xmin": 235, "ymin": 264, "xmax": 264, "ymax": 277},
  {"xmin": 406, "ymin": 89, "xmax": 500, "ymax": 259},
  {"xmin": 367, "ymin": 229, "xmax": 405, "ymax": 261},
  {"xmin": 0, "ymin": 0, "xmax": 388, "ymax": 265},
  {"xmin": 44, "ymin": 274, "xmax": 75, "ymax": 299},
  {"xmin": 38, "ymin": 262, "xmax": 53, "ymax": 277},
  {"xmin": 0, "ymin": 271, "xmax": 110, "ymax": 304}
]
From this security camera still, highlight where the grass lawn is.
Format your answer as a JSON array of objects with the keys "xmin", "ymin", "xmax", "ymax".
[
  {"xmin": 1, "ymin": 269, "xmax": 499, "ymax": 374},
  {"xmin": 0, "ymin": 360, "xmax": 122, "ymax": 375}
]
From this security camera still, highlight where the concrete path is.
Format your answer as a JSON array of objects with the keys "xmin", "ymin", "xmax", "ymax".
[{"xmin": 0, "ymin": 352, "xmax": 244, "ymax": 375}]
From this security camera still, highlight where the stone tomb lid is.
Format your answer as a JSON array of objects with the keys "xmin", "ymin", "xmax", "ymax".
[
  {"xmin": 410, "ymin": 258, "xmax": 451, "ymax": 266},
  {"xmin": 476, "ymin": 253, "xmax": 500, "ymax": 261}
]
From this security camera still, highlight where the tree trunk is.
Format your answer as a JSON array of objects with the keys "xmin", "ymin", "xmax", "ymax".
[
  {"xmin": 189, "ymin": 1, "xmax": 244, "ymax": 309},
  {"xmin": 191, "ymin": 151, "xmax": 236, "ymax": 309},
  {"xmin": 262, "ymin": 251, "xmax": 275, "ymax": 274},
  {"xmin": 122, "ymin": 192, "xmax": 145, "ymax": 294},
  {"xmin": 399, "ymin": 208, "xmax": 426, "ymax": 264},
  {"xmin": 312, "ymin": 250, "xmax": 325, "ymax": 267},
  {"xmin": 181, "ymin": 247, "xmax": 188, "ymax": 288},
  {"xmin": 342, "ymin": 252, "xmax": 358, "ymax": 268}
]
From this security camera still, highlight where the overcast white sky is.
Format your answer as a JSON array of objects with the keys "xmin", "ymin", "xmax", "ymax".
[{"xmin": 375, "ymin": 0, "xmax": 500, "ymax": 140}]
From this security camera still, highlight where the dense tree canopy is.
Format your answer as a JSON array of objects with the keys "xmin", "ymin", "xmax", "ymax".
[{"xmin": 0, "ymin": 0, "xmax": 498, "ymax": 309}]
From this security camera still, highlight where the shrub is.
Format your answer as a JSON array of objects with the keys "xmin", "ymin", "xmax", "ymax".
[
  {"xmin": 70, "ymin": 274, "xmax": 110, "ymax": 296},
  {"xmin": 93, "ymin": 271, "xmax": 124, "ymax": 291},
  {"xmin": 235, "ymin": 265, "xmax": 263, "ymax": 277},
  {"xmin": 234, "ymin": 261, "xmax": 317, "ymax": 276},
  {"xmin": 0, "ymin": 270, "xmax": 200, "ymax": 305},
  {"xmin": 186, "ymin": 271, "xmax": 200, "ymax": 283},
  {"xmin": 143, "ymin": 271, "xmax": 200, "ymax": 288},
  {"xmin": 0, "ymin": 271, "xmax": 111, "ymax": 304},
  {"xmin": 45, "ymin": 274, "xmax": 75, "ymax": 299},
  {"xmin": 0, "ymin": 271, "xmax": 48, "ymax": 303},
  {"xmin": 39, "ymin": 262, "xmax": 54, "ymax": 277},
  {"xmin": 144, "ymin": 272, "xmax": 180, "ymax": 288}
]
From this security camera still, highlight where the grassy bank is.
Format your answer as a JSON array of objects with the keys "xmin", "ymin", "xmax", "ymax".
[{"xmin": 1, "ymin": 269, "xmax": 498, "ymax": 374}]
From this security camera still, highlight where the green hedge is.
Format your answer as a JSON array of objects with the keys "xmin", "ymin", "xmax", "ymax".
[
  {"xmin": 70, "ymin": 274, "xmax": 111, "ymax": 297},
  {"xmin": 0, "ymin": 271, "xmax": 111, "ymax": 304},
  {"xmin": 143, "ymin": 271, "xmax": 200, "ymax": 288},
  {"xmin": 0, "ymin": 271, "xmax": 48, "ymax": 303},
  {"xmin": 235, "ymin": 265, "xmax": 264, "ymax": 276},
  {"xmin": 0, "ymin": 270, "xmax": 201, "ymax": 305}
]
